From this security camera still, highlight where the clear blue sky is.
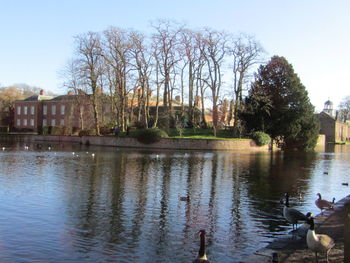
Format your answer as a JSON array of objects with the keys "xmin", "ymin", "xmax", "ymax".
[{"xmin": 1, "ymin": 0, "xmax": 349, "ymax": 111}]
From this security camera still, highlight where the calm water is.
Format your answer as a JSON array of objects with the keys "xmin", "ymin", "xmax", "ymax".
[{"xmin": 0, "ymin": 142, "xmax": 349, "ymax": 263}]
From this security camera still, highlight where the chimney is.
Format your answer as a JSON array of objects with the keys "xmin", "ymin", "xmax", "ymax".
[{"xmin": 40, "ymin": 89, "xmax": 46, "ymax": 96}]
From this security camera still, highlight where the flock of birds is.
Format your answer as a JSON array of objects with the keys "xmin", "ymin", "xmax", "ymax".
[
  {"xmin": 2, "ymin": 145, "xmax": 96, "ymax": 158},
  {"xmin": 190, "ymin": 192, "xmax": 337, "ymax": 263}
]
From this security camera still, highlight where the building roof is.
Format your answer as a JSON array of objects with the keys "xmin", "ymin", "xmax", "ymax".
[
  {"xmin": 49, "ymin": 94, "xmax": 91, "ymax": 101},
  {"xmin": 19, "ymin": 95, "xmax": 54, "ymax": 102}
]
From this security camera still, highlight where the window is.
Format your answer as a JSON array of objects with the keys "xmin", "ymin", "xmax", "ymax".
[
  {"xmin": 43, "ymin": 105, "xmax": 47, "ymax": 115},
  {"xmin": 24, "ymin": 106, "xmax": 28, "ymax": 115},
  {"xmin": 61, "ymin": 105, "xmax": 65, "ymax": 115},
  {"xmin": 23, "ymin": 119, "xmax": 28, "ymax": 126},
  {"xmin": 30, "ymin": 119, "xmax": 34, "ymax": 127},
  {"xmin": 30, "ymin": 106, "xmax": 35, "ymax": 115},
  {"xmin": 17, "ymin": 106, "xmax": 21, "ymax": 115},
  {"xmin": 17, "ymin": 119, "xmax": 20, "ymax": 126},
  {"xmin": 52, "ymin": 105, "xmax": 56, "ymax": 115},
  {"xmin": 51, "ymin": 119, "xmax": 56, "ymax": 126},
  {"xmin": 43, "ymin": 119, "xmax": 47, "ymax": 126},
  {"xmin": 60, "ymin": 119, "xmax": 65, "ymax": 126}
]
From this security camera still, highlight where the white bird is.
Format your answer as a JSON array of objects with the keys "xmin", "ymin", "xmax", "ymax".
[
  {"xmin": 315, "ymin": 193, "xmax": 335, "ymax": 214},
  {"xmin": 282, "ymin": 192, "xmax": 308, "ymax": 230},
  {"xmin": 193, "ymin": 230, "xmax": 211, "ymax": 263},
  {"xmin": 91, "ymin": 153, "xmax": 95, "ymax": 157},
  {"xmin": 306, "ymin": 213, "xmax": 335, "ymax": 263},
  {"xmin": 2, "ymin": 147, "xmax": 5, "ymax": 151}
]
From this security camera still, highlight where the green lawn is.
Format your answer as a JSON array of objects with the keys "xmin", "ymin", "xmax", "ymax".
[{"xmin": 167, "ymin": 128, "xmax": 244, "ymax": 140}]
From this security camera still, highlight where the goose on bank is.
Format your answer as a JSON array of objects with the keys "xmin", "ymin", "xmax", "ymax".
[
  {"xmin": 315, "ymin": 193, "xmax": 335, "ymax": 214},
  {"xmin": 306, "ymin": 213, "xmax": 335, "ymax": 263},
  {"xmin": 282, "ymin": 192, "xmax": 308, "ymax": 230},
  {"xmin": 193, "ymin": 230, "xmax": 211, "ymax": 263}
]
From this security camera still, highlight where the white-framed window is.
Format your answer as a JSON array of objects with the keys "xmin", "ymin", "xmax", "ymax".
[
  {"xmin": 24, "ymin": 106, "xmax": 28, "ymax": 115},
  {"xmin": 17, "ymin": 119, "xmax": 20, "ymax": 126},
  {"xmin": 23, "ymin": 119, "xmax": 28, "ymax": 126},
  {"xmin": 52, "ymin": 105, "xmax": 56, "ymax": 115},
  {"xmin": 43, "ymin": 119, "xmax": 47, "ymax": 126},
  {"xmin": 17, "ymin": 106, "xmax": 21, "ymax": 115},
  {"xmin": 51, "ymin": 119, "xmax": 56, "ymax": 126},
  {"xmin": 60, "ymin": 119, "xmax": 65, "ymax": 126},
  {"xmin": 30, "ymin": 119, "xmax": 34, "ymax": 127},
  {"xmin": 43, "ymin": 105, "xmax": 47, "ymax": 115},
  {"xmin": 61, "ymin": 105, "xmax": 65, "ymax": 115},
  {"xmin": 30, "ymin": 106, "xmax": 35, "ymax": 115}
]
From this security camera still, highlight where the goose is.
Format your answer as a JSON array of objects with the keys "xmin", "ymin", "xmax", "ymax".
[
  {"xmin": 282, "ymin": 192, "xmax": 308, "ymax": 230},
  {"xmin": 315, "ymin": 193, "xmax": 334, "ymax": 214},
  {"xmin": 305, "ymin": 213, "xmax": 334, "ymax": 263},
  {"xmin": 193, "ymin": 230, "xmax": 211, "ymax": 263}
]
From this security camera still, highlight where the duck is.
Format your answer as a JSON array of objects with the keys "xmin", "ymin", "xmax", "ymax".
[
  {"xmin": 180, "ymin": 195, "xmax": 190, "ymax": 201},
  {"xmin": 315, "ymin": 193, "xmax": 335, "ymax": 214},
  {"xmin": 282, "ymin": 192, "xmax": 308, "ymax": 230},
  {"xmin": 305, "ymin": 213, "xmax": 335, "ymax": 263},
  {"xmin": 193, "ymin": 229, "xmax": 211, "ymax": 263}
]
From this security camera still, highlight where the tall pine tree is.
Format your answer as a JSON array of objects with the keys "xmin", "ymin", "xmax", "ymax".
[{"xmin": 241, "ymin": 56, "xmax": 319, "ymax": 151}]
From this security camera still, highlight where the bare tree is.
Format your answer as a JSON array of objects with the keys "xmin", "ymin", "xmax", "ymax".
[
  {"xmin": 102, "ymin": 27, "xmax": 134, "ymax": 131},
  {"xmin": 130, "ymin": 30, "xmax": 153, "ymax": 128},
  {"xmin": 75, "ymin": 32, "xmax": 104, "ymax": 135},
  {"xmin": 179, "ymin": 28, "xmax": 201, "ymax": 125},
  {"xmin": 61, "ymin": 59, "xmax": 89, "ymax": 131},
  {"xmin": 151, "ymin": 20, "xmax": 182, "ymax": 128},
  {"xmin": 198, "ymin": 28, "xmax": 228, "ymax": 135},
  {"xmin": 229, "ymin": 34, "xmax": 264, "ymax": 130},
  {"xmin": 338, "ymin": 96, "xmax": 350, "ymax": 122}
]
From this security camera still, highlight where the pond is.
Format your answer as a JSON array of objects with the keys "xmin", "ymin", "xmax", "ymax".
[{"xmin": 0, "ymin": 141, "xmax": 349, "ymax": 263}]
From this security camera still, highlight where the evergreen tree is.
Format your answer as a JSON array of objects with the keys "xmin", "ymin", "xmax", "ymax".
[{"xmin": 240, "ymin": 56, "xmax": 319, "ymax": 151}]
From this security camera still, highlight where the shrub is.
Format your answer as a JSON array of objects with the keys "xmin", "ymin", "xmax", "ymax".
[
  {"xmin": 51, "ymin": 126, "xmax": 65, "ymax": 135},
  {"xmin": 135, "ymin": 128, "xmax": 168, "ymax": 144},
  {"xmin": 251, "ymin": 131, "xmax": 271, "ymax": 146},
  {"xmin": 79, "ymin": 129, "xmax": 96, "ymax": 137},
  {"xmin": 100, "ymin": 126, "xmax": 113, "ymax": 135},
  {"xmin": 41, "ymin": 126, "xmax": 49, "ymax": 135},
  {"xmin": 72, "ymin": 127, "xmax": 81, "ymax": 135}
]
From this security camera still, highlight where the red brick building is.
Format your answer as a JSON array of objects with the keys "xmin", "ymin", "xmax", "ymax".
[{"xmin": 13, "ymin": 90, "xmax": 95, "ymax": 133}]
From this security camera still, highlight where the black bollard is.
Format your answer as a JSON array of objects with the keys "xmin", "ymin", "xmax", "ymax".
[
  {"xmin": 272, "ymin": 252, "xmax": 279, "ymax": 263},
  {"xmin": 345, "ymin": 204, "xmax": 350, "ymax": 261}
]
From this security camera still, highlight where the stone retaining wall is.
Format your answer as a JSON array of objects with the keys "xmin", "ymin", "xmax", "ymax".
[{"xmin": 0, "ymin": 134, "xmax": 271, "ymax": 151}]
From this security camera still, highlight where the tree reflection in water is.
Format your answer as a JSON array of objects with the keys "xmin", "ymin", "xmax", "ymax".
[{"xmin": 0, "ymin": 142, "xmax": 349, "ymax": 262}]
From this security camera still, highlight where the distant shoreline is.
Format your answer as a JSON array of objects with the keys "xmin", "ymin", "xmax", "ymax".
[{"xmin": 0, "ymin": 134, "xmax": 273, "ymax": 151}]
